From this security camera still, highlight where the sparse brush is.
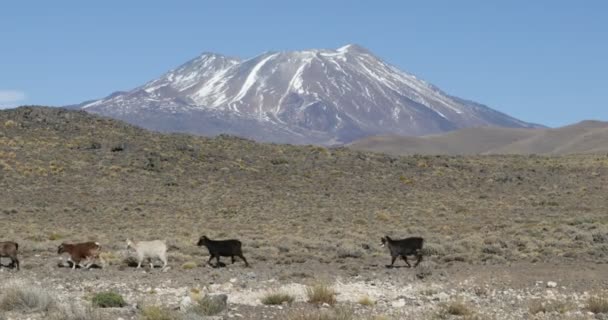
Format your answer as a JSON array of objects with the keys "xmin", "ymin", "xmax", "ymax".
[
  {"xmin": 48, "ymin": 303, "xmax": 105, "ymax": 320},
  {"xmin": 0, "ymin": 284, "xmax": 55, "ymax": 313},
  {"xmin": 306, "ymin": 283, "xmax": 337, "ymax": 306},
  {"xmin": 528, "ymin": 299, "xmax": 573, "ymax": 314},
  {"xmin": 140, "ymin": 305, "xmax": 179, "ymax": 320},
  {"xmin": 587, "ymin": 294, "xmax": 608, "ymax": 314},
  {"xmin": 261, "ymin": 292, "xmax": 295, "ymax": 305},
  {"xmin": 336, "ymin": 247, "xmax": 363, "ymax": 259},
  {"xmin": 189, "ymin": 295, "xmax": 227, "ymax": 316},
  {"xmin": 438, "ymin": 300, "xmax": 473, "ymax": 317},
  {"xmin": 288, "ymin": 307, "xmax": 353, "ymax": 320}
]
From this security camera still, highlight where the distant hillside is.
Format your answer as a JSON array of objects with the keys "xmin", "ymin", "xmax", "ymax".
[
  {"xmin": 2, "ymin": 106, "xmax": 608, "ymax": 267},
  {"xmin": 349, "ymin": 120, "xmax": 608, "ymax": 155}
]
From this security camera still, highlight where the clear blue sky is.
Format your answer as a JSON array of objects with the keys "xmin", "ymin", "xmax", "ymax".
[{"xmin": 1, "ymin": 1, "xmax": 606, "ymax": 127}]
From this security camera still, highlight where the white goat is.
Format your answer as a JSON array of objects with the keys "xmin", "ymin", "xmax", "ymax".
[{"xmin": 126, "ymin": 239, "xmax": 168, "ymax": 269}]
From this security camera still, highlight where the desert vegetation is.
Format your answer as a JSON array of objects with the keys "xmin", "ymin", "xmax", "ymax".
[{"xmin": 1, "ymin": 107, "xmax": 608, "ymax": 319}]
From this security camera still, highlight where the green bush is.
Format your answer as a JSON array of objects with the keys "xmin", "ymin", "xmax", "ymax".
[{"xmin": 91, "ymin": 291, "xmax": 126, "ymax": 308}]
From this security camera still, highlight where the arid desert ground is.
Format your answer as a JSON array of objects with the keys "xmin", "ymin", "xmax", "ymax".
[{"xmin": 1, "ymin": 107, "xmax": 608, "ymax": 320}]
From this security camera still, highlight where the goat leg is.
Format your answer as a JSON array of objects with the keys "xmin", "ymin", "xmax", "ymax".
[
  {"xmin": 238, "ymin": 254, "xmax": 249, "ymax": 267},
  {"xmin": 402, "ymin": 255, "xmax": 412, "ymax": 268},
  {"xmin": 414, "ymin": 253, "xmax": 423, "ymax": 267},
  {"xmin": 386, "ymin": 255, "xmax": 397, "ymax": 268}
]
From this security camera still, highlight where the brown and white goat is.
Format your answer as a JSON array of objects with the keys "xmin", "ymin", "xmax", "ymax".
[
  {"xmin": 0, "ymin": 241, "xmax": 20, "ymax": 270},
  {"xmin": 57, "ymin": 241, "xmax": 103, "ymax": 270}
]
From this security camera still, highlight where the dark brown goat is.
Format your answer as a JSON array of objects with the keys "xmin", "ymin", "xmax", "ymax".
[
  {"xmin": 57, "ymin": 241, "xmax": 103, "ymax": 270},
  {"xmin": 0, "ymin": 241, "xmax": 20, "ymax": 270},
  {"xmin": 381, "ymin": 236, "xmax": 424, "ymax": 268},
  {"xmin": 197, "ymin": 236, "xmax": 249, "ymax": 267}
]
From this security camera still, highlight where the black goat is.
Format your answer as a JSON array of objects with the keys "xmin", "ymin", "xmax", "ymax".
[
  {"xmin": 197, "ymin": 236, "xmax": 249, "ymax": 267},
  {"xmin": 381, "ymin": 236, "xmax": 424, "ymax": 268}
]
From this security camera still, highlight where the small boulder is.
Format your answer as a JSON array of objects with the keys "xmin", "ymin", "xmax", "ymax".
[
  {"xmin": 180, "ymin": 296, "xmax": 193, "ymax": 312},
  {"xmin": 391, "ymin": 299, "xmax": 406, "ymax": 308}
]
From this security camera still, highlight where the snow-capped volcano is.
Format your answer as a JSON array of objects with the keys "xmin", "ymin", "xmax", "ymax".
[{"xmin": 78, "ymin": 44, "xmax": 540, "ymax": 144}]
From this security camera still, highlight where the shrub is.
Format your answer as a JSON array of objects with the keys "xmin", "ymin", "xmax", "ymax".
[
  {"xmin": 48, "ymin": 303, "xmax": 105, "ymax": 320},
  {"xmin": 91, "ymin": 291, "xmax": 126, "ymax": 308},
  {"xmin": 587, "ymin": 295, "xmax": 608, "ymax": 314},
  {"xmin": 4, "ymin": 120, "xmax": 17, "ymax": 128},
  {"xmin": 48, "ymin": 232, "xmax": 64, "ymax": 241},
  {"xmin": 189, "ymin": 295, "xmax": 227, "ymax": 316},
  {"xmin": 288, "ymin": 307, "xmax": 353, "ymax": 320},
  {"xmin": 140, "ymin": 305, "xmax": 179, "ymax": 320},
  {"xmin": 336, "ymin": 247, "xmax": 363, "ymax": 259},
  {"xmin": 357, "ymin": 295, "xmax": 375, "ymax": 306},
  {"xmin": 528, "ymin": 299, "xmax": 573, "ymax": 314},
  {"xmin": 0, "ymin": 284, "xmax": 55, "ymax": 313},
  {"xmin": 261, "ymin": 292, "xmax": 295, "ymax": 305},
  {"xmin": 306, "ymin": 283, "xmax": 336, "ymax": 306},
  {"xmin": 270, "ymin": 158, "xmax": 289, "ymax": 165},
  {"xmin": 438, "ymin": 300, "xmax": 473, "ymax": 317}
]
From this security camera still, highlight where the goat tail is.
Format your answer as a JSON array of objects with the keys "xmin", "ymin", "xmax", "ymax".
[{"xmin": 15, "ymin": 242, "xmax": 19, "ymax": 251}]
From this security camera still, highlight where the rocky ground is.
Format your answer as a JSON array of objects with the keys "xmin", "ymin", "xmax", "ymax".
[{"xmin": 1, "ymin": 257, "xmax": 608, "ymax": 319}]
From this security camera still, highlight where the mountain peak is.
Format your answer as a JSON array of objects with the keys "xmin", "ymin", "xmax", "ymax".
[
  {"xmin": 336, "ymin": 43, "xmax": 371, "ymax": 54},
  {"xmin": 78, "ymin": 45, "xmax": 539, "ymax": 145}
]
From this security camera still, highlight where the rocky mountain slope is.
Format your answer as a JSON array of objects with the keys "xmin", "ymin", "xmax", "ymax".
[{"xmin": 77, "ymin": 45, "xmax": 540, "ymax": 144}]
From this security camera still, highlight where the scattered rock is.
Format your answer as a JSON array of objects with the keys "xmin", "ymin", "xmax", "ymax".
[
  {"xmin": 547, "ymin": 281, "xmax": 557, "ymax": 288},
  {"xmin": 434, "ymin": 292, "xmax": 450, "ymax": 302},
  {"xmin": 391, "ymin": 298, "xmax": 406, "ymax": 308},
  {"xmin": 181, "ymin": 296, "xmax": 193, "ymax": 311}
]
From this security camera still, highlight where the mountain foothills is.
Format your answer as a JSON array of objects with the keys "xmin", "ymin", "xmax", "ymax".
[
  {"xmin": 349, "ymin": 120, "xmax": 608, "ymax": 155},
  {"xmin": 74, "ymin": 45, "xmax": 540, "ymax": 145}
]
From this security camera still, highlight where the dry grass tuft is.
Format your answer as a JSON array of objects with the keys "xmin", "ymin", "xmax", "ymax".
[
  {"xmin": 437, "ymin": 300, "xmax": 474, "ymax": 318},
  {"xmin": 189, "ymin": 295, "xmax": 227, "ymax": 316},
  {"xmin": 586, "ymin": 294, "xmax": 608, "ymax": 314},
  {"xmin": 528, "ymin": 298, "xmax": 574, "ymax": 314},
  {"xmin": 261, "ymin": 292, "xmax": 295, "ymax": 305},
  {"xmin": 306, "ymin": 283, "xmax": 337, "ymax": 306},
  {"xmin": 288, "ymin": 307, "xmax": 353, "ymax": 320},
  {"xmin": 140, "ymin": 305, "xmax": 180, "ymax": 320},
  {"xmin": 0, "ymin": 284, "xmax": 55, "ymax": 313},
  {"xmin": 48, "ymin": 303, "xmax": 105, "ymax": 320},
  {"xmin": 357, "ymin": 295, "xmax": 375, "ymax": 306}
]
